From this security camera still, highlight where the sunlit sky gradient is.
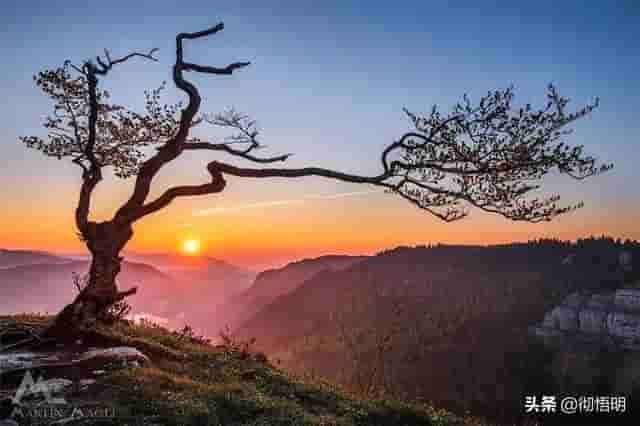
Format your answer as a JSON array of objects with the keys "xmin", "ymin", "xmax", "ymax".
[{"xmin": 1, "ymin": 1, "xmax": 638, "ymax": 269}]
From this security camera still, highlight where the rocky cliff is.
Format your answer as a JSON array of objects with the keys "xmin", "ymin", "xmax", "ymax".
[{"xmin": 533, "ymin": 288, "xmax": 640, "ymax": 350}]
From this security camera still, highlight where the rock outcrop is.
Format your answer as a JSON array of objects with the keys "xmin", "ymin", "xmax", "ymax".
[
  {"xmin": 78, "ymin": 346, "xmax": 149, "ymax": 368},
  {"xmin": 0, "ymin": 346, "xmax": 148, "ymax": 374},
  {"xmin": 533, "ymin": 288, "xmax": 640, "ymax": 350},
  {"xmin": 0, "ymin": 346, "xmax": 150, "ymax": 419}
]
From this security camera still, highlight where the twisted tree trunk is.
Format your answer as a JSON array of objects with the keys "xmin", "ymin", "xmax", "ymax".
[{"xmin": 45, "ymin": 221, "xmax": 136, "ymax": 340}]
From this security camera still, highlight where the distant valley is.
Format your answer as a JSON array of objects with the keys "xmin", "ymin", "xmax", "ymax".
[
  {"xmin": 0, "ymin": 249, "xmax": 254, "ymax": 332},
  {"xmin": 2, "ymin": 238, "xmax": 640, "ymax": 422}
]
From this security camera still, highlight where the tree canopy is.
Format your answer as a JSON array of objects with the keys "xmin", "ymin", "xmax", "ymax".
[{"xmin": 22, "ymin": 23, "xmax": 611, "ymax": 236}]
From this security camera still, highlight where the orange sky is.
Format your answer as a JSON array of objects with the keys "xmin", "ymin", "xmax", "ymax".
[{"xmin": 2, "ymin": 169, "xmax": 637, "ymax": 270}]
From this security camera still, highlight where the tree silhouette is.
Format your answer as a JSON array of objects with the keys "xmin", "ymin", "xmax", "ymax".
[{"xmin": 21, "ymin": 23, "xmax": 610, "ymax": 338}]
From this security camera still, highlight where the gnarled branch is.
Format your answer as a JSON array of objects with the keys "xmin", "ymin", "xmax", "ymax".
[
  {"xmin": 184, "ymin": 142, "xmax": 291, "ymax": 163},
  {"xmin": 207, "ymin": 160, "xmax": 391, "ymax": 184},
  {"xmin": 54, "ymin": 50, "xmax": 158, "ymax": 234},
  {"xmin": 75, "ymin": 169, "xmax": 102, "ymax": 235},
  {"xmin": 95, "ymin": 49, "xmax": 159, "ymax": 75},
  {"xmin": 125, "ymin": 163, "xmax": 227, "ymax": 222},
  {"xmin": 115, "ymin": 23, "xmax": 249, "ymax": 224}
]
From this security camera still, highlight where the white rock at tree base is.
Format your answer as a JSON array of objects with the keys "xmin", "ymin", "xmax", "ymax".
[
  {"xmin": 79, "ymin": 346, "xmax": 149, "ymax": 365},
  {"xmin": 1, "ymin": 346, "xmax": 150, "ymax": 374}
]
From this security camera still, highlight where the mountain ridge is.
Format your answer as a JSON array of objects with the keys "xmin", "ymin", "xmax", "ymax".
[
  {"xmin": 205, "ymin": 254, "xmax": 366, "ymax": 334},
  {"xmin": 0, "ymin": 248, "xmax": 70, "ymax": 269}
]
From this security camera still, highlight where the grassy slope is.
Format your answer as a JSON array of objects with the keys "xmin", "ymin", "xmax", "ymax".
[
  {"xmin": 2, "ymin": 315, "xmax": 478, "ymax": 426},
  {"xmin": 100, "ymin": 321, "xmax": 472, "ymax": 425}
]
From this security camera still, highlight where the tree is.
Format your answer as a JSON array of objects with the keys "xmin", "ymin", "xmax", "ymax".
[{"xmin": 21, "ymin": 23, "xmax": 610, "ymax": 339}]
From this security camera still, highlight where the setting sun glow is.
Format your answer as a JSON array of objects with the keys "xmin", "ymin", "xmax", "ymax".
[{"xmin": 182, "ymin": 239, "xmax": 201, "ymax": 255}]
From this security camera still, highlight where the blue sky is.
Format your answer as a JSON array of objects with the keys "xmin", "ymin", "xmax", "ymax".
[{"xmin": 0, "ymin": 1, "xmax": 638, "ymax": 265}]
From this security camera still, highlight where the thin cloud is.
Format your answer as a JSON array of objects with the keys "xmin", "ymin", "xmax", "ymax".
[{"xmin": 194, "ymin": 189, "xmax": 386, "ymax": 217}]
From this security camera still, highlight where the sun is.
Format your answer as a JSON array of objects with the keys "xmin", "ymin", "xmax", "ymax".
[{"xmin": 181, "ymin": 238, "xmax": 201, "ymax": 255}]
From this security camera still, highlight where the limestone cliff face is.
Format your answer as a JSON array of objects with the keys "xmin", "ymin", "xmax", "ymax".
[{"xmin": 533, "ymin": 289, "xmax": 640, "ymax": 350}]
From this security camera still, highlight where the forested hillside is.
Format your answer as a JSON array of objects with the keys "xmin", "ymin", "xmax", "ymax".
[{"xmin": 236, "ymin": 237, "xmax": 640, "ymax": 422}]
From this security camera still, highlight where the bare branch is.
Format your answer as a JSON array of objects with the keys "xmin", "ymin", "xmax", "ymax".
[
  {"xmin": 183, "ymin": 61, "xmax": 251, "ymax": 75},
  {"xmin": 176, "ymin": 22, "xmax": 225, "ymax": 40},
  {"xmin": 114, "ymin": 286, "xmax": 138, "ymax": 302},
  {"xmin": 208, "ymin": 160, "xmax": 392, "ymax": 185},
  {"xmin": 184, "ymin": 142, "xmax": 291, "ymax": 163},
  {"xmin": 125, "ymin": 163, "xmax": 227, "ymax": 222},
  {"xmin": 184, "ymin": 109, "xmax": 294, "ymax": 162},
  {"xmin": 94, "ymin": 48, "xmax": 159, "ymax": 74}
]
